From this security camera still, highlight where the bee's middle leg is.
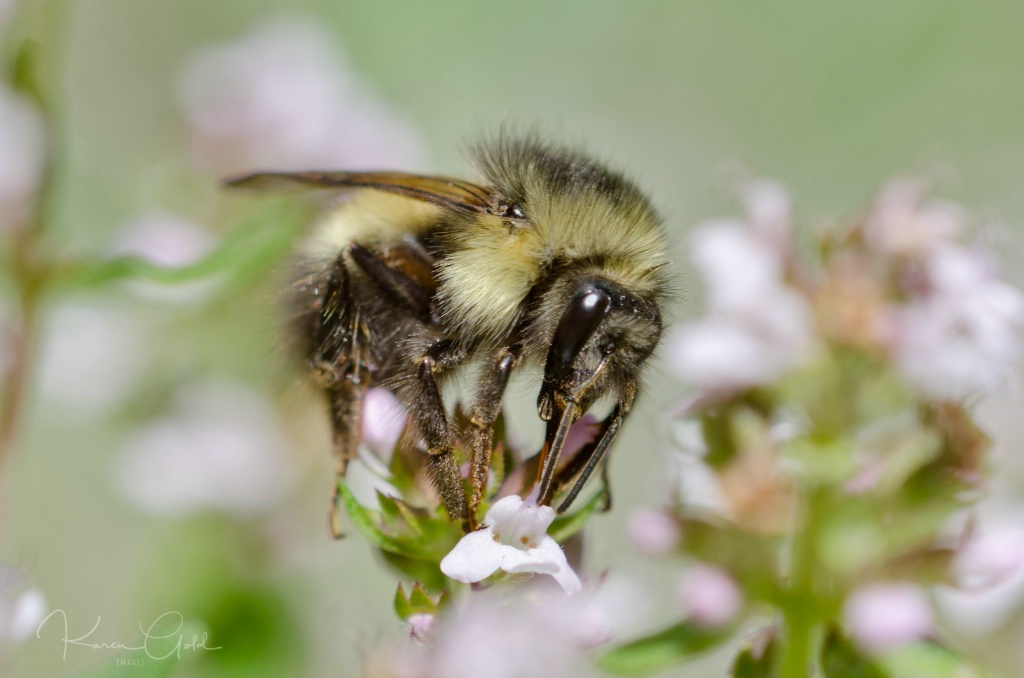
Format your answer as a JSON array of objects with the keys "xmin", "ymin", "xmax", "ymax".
[{"xmin": 398, "ymin": 335, "xmax": 470, "ymax": 527}]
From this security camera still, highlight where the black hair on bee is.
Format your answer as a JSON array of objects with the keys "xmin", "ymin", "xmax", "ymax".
[{"xmin": 227, "ymin": 135, "xmax": 670, "ymax": 536}]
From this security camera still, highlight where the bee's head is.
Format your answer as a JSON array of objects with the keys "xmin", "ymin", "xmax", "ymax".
[{"xmin": 535, "ymin": 276, "xmax": 662, "ymax": 422}]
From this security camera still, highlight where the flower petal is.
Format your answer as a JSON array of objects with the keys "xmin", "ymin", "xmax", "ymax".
[
  {"xmin": 504, "ymin": 537, "xmax": 582, "ymax": 594},
  {"xmin": 483, "ymin": 494, "xmax": 525, "ymax": 525},
  {"xmin": 440, "ymin": 529, "xmax": 504, "ymax": 583},
  {"xmin": 500, "ymin": 543, "xmax": 561, "ymax": 576}
]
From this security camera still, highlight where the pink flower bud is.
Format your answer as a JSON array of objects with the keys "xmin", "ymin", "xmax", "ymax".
[
  {"xmin": 844, "ymin": 583, "xmax": 932, "ymax": 653},
  {"xmin": 954, "ymin": 527, "xmax": 1024, "ymax": 591},
  {"xmin": 628, "ymin": 508, "xmax": 681, "ymax": 555},
  {"xmin": 407, "ymin": 613, "xmax": 438, "ymax": 644},
  {"xmin": 678, "ymin": 564, "xmax": 742, "ymax": 627}
]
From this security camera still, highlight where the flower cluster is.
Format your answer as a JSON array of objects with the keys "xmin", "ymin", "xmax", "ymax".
[
  {"xmin": 337, "ymin": 389, "xmax": 598, "ymax": 598},
  {"xmin": 179, "ymin": 15, "xmax": 422, "ymax": 176},
  {"xmin": 610, "ymin": 178, "xmax": 1023, "ymax": 676}
]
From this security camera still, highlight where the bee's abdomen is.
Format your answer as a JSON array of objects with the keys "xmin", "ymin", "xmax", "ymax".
[{"xmin": 293, "ymin": 236, "xmax": 443, "ymax": 389}]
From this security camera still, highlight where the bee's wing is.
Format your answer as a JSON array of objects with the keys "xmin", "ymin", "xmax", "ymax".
[{"xmin": 224, "ymin": 171, "xmax": 497, "ymax": 215}]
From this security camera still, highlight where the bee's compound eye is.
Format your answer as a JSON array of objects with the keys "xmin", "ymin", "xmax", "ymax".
[
  {"xmin": 552, "ymin": 289, "xmax": 613, "ymax": 365},
  {"xmin": 499, "ymin": 201, "xmax": 526, "ymax": 220}
]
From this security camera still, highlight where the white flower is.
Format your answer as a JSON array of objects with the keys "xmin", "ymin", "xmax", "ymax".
[
  {"xmin": 0, "ymin": 84, "xmax": 46, "ymax": 232},
  {"xmin": 887, "ymin": 244, "xmax": 1023, "ymax": 400},
  {"xmin": 0, "ymin": 564, "xmax": 46, "ymax": 643},
  {"xmin": 440, "ymin": 495, "xmax": 582, "ymax": 594},
  {"xmin": 668, "ymin": 219, "xmax": 814, "ymax": 391},
  {"xmin": 116, "ymin": 380, "xmax": 298, "ymax": 517},
  {"xmin": 179, "ymin": 14, "xmax": 421, "ymax": 175},
  {"xmin": 843, "ymin": 582, "xmax": 932, "ymax": 653},
  {"xmin": 677, "ymin": 564, "xmax": 742, "ymax": 628}
]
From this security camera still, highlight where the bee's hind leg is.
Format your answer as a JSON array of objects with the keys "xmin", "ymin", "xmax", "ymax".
[{"xmin": 326, "ymin": 379, "xmax": 366, "ymax": 538}]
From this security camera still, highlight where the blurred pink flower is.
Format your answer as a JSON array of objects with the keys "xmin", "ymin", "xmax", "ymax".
[
  {"xmin": 361, "ymin": 387, "xmax": 407, "ymax": 462},
  {"xmin": 954, "ymin": 525, "xmax": 1024, "ymax": 591},
  {"xmin": 37, "ymin": 303, "xmax": 149, "ymax": 422},
  {"xmin": 366, "ymin": 577, "xmax": 646, "ymax": 678},
  {"xmin": 179, "ymin": 15, "xmax": 422, "ymax": 175},
  {"xmin": 111, "ymin": 212, "xmax": 216, "ymax": 268},
  {"xmin": 628, "ymin": 508, "xmax": 681, "ymax": 555},
  {"xmin": 741, "ymin": 178, "xmax": 792, "ymax": 251},
  {"xmin": 440, "ymin": 495, "xmax": 582, "ymax": 594},
  {"xmin": 864, "ymin": 179, "xmax": 964, "ymax": 256},
  {"xmin": 116, "ymin": 380, "xmax": 298, "ymax": 517},
  {"xmin": 0, "ymin": 84, "xmax": 46, "ymax": 232},
  {"xmin": 936, "ymin": 515, "xmax": 1024, "ymax": 636},
  {"xmin": 843, "ymin": 582, "xmax": 932, "ymax": 653},
  {"xmin": 0, "ymin": 564, "xmax": 46, "ymax": 644},
  {"xmin": 667, "ymin": 220, "xmax": 814, "ymax": 391},
  {"xmin": 428, "ymin": 592, "xmax": 587, "ymax": 678},
  {"xmin": 677, "ymin": 564, "xmax": 742, "ymax": 627},
  {"xmin": 886, "ymin": 244, "xmax": 1022, "ymax": 400}
]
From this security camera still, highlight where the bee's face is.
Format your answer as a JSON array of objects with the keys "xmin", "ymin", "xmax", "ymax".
[{"xmin": 537, "ymin": 277, "xmax": 662, "ymax": 421}]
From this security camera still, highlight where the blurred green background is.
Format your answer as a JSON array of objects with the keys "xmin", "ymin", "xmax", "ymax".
[{"xmin": 4, "ymin": 1, "xmax": 1024, "ymax": 676}]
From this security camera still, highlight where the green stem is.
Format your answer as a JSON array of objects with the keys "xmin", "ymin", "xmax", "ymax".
[
  {"xmin": 778, "ymin": 485, "xmax": 827, "ymax": 678},
  {"xmin": 0, "ymin": 0, "xmax": 68, "ymax": 528}
]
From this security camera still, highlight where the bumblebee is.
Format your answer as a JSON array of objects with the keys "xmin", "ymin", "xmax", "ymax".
[{"xmin": 229, "ymin": 136, "xmax": 669, "ymax": 535}]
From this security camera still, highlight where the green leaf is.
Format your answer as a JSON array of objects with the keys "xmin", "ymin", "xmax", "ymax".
[
  {"xmin": 599, "ymin": 621, "xmax": 734, "ymax": 676},
  {"xmin": 393, "ymin": 582, "xmax": 444, "ymax": 620},
  {"xmin": 376, "ymin": 491, "xmax": 427, "ymax": 538},
  {"xmin": 409, "ymin": 582, "xmax": 436, "ymax": 609},
  {"xmin": 394, "ymin": 582, "xmax": 413, "ymax": 619},
  {"xmin": 821, "ymin": 629, "xmax": 887, "ymax": 678},
  {"xmin": 380, "ymin": 551, "xmax": 448, "ymax": 591},
  {"xmin": 731, "ymin": 638, "xmax": 778, "ymax": 678},
  {"xmin": 701, "ymin": 407, "xmax": 738, "ymax": 467},
  {"xmin": 878, "ymin": 641, "xmax": 1003, "ymax": 678},
  {"xmin": 337, "ymin": 480, "xmax": 429, "ymax": 559},
  {"xmin": 52, "ymin": 204, "xmax": 303, "ymax": 295},
  {"xmin": 549, "ymin": 487, "xmax": 607, "ymax": 542}
]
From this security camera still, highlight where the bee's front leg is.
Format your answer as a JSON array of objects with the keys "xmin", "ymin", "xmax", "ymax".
[
  {"xmin": 466, "ymin": 346, "xmax": 521, "ymax": 529},
  {"xmin": 550, "ymin": 383, "xmax": 636, "ymax": 514}
]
